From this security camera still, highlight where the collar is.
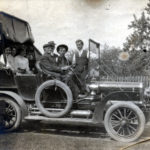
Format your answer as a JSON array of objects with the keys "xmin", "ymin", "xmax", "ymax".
[
  {"xmin": 78, "ymin": 49, "xmax": 84, "ymax": 56},
  {"xmin": 50, "ymin": 52, "xmax": 54, "ymax": 56}
]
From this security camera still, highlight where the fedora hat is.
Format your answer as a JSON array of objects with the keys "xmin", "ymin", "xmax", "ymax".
[
  {"xmin": 43, "ymin": 41, "xmax": 56, "ymax": 48},
  {"xmin": 48, "ymin": 41, "xmax": 56, "ymax": 46}
]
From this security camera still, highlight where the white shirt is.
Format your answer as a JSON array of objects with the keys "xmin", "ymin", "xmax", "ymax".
[
  {"xmin": 0, "ymin": 55, "xmax": 4, "ymax": 64},
  {"xmin": 72, "ymin": 49, "xmax": 89, "ymax": 64},
  {"xmin": 15, "ymin": 55, "xmax": 30, "ymax": 72},
  {"xmin": 6, "ymin": 55, "xmax": 16, "ymax": 70},
  {"xmin": 0, "ymin": 55, "xmax": 5, "ymax": 67}
]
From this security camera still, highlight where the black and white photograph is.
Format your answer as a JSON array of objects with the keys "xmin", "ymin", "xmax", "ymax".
[{"xmin": 1, "ymin": 0, "xmax": 150, "ymax": 150}]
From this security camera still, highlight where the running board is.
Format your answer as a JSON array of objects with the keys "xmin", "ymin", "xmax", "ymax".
[{"xmin": 24, "ymin": 116, "xmax": 101, "ymax": 126}]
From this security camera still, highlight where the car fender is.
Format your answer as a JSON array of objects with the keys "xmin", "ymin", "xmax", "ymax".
[
  {"xmin": 0, "ymin": 91, "xmax": 28, "ymax": 117},
  {"xmin": 93, "ymin": 98, "xmax": 143, "ymax": 123}
]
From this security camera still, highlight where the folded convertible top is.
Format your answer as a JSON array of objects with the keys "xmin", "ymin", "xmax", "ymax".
[{"xmin": 0, "ymin": 11, "xmax": 34, "ymax": 44}]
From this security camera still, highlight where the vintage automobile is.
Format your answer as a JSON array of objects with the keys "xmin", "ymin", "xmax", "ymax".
[{"xmin": 0, "ymin": 12, "xmax": 150, "ymax": 142}]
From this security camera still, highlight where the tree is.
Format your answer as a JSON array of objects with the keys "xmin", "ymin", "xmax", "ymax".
[
  {"xmin": 123, "ymin": 12, "xmax": 150, "ymax": 51},
  {"xmin": 99, "ymin": 45, "xmax": 125, "ymax": 76},
  {"xmin": 122, "ymin": 0, "xmax": 150, "ymax": 75}
]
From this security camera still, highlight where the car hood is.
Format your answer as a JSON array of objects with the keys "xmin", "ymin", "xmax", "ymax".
[{"xmin": 98, "ymin": 81, "xmax": 143, "ymax": 89}]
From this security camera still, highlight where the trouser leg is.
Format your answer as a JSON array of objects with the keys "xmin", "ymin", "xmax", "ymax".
[
  {"xmin": 74, "ymin": 73, "xmax": 87, "ymax": 94},
  {"xmin": 67, "ymin": 79, "xmax": 79, "ymax": 100},
  {"xmin": 62, "ymin": 72, "xmax": 79, "ymax": 100}
]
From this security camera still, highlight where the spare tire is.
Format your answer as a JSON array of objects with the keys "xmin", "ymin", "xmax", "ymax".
[{"xmin": 35, "ymin": 80, "xmax": 73, "ymax": 118}]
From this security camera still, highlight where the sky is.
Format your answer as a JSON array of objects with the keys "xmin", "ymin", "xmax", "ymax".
[{"xmin": 0, "ymin": 0, "xmax": 149, "ymax": 53}]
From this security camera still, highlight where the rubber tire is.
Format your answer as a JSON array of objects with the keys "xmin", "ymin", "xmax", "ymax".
[
  {"xmin": 35, "ymin": 80, "xmax": 73, "ymax": 118},
  {"xmin": 0, "ymin": 97, "xmax": 22, "ymax": 132},
  {"xmin": 104, "ymin": 102, "xmax": 145, "ymax": 142}
]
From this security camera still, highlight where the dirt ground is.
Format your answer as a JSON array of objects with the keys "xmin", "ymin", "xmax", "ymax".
[{"xmin": 0, "ymin": 121, "xmax": 150, "ymax": 150}]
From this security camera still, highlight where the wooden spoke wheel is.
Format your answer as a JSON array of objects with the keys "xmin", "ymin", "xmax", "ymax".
[
  {"xmin": 0, "ymin": 97, "xmax": 21, "ymax": 132},
  {"xmin": 104, "ymin": 102, "xmax": 145, "ymax": 142}
]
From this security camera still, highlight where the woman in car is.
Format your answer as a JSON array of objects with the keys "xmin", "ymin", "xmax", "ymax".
[
  {"xmin": 15, "ymin": 46, "xmax": 31, "ymax": 74},
  {"xmin": 4, "ymin": 46, "xmax": 17, "ymax": 71}
]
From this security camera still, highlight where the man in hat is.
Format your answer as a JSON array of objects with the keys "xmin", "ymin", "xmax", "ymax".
[
  {"xmin": 39, "ymin": 41, "xmax": 65, "ymax": 76},
  {"xmin": 72, "ymin": 39, "xmax": 89, "ymax": 94}
]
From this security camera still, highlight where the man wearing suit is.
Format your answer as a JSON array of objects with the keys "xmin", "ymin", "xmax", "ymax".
[{"xmin": 40, "ymin": 41, "xmax": 61, "ymax": 75}]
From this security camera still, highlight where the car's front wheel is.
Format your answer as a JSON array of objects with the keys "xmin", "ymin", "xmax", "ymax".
[
  {"xmin": 104, "ymin": 102, "xmax": 145, "ymax": 142},
  {"xmin": 0, "ymin": 97, "xmax": 22, "ymax": 132}
]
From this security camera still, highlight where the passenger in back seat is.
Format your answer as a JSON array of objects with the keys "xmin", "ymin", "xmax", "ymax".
[
  {"xmin": 15, "ymin": 46, "xmax": 31, "ymax": 74},
  {"xmin": 4, "ymin": 47, "xmax": 16, "ymax": 71}
]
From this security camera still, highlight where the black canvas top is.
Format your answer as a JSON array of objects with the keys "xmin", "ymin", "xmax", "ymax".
[{"xmin": 0, "ymin": 12, "xmax": 34, "ymax": 44}]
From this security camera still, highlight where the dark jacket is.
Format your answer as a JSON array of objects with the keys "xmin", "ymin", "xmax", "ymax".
[
  {"xmin": 39, "ymin": 53, "xmax": 62, "ymax": 74},
  {"xmin": 57, "ymin": 56, "xmax": 70, "ymax": 67}
]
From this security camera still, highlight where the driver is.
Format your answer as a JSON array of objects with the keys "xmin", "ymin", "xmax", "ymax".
[{"xmin": 39, "ymin": 41, "xmax": 63, "ymax": 78}]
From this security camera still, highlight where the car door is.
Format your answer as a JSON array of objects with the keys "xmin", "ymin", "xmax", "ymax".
[{"xmin": 14, "ymin": 74, "xmax": 40, "ymax": 101}]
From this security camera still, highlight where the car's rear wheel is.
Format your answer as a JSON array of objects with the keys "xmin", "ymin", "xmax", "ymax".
[
  {"xmin": 35, "ymin": 80, "xmax": 73, "ymax": 118},
  {"xmin": 104, "ymin": 102, "xmax": 145, "ymax": 142},
  {"xmin": 0, "ymin": 97, "xmax": 22, "ymax": 132}
]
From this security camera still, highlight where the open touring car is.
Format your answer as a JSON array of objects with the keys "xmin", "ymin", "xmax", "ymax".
[{"xmin": 0, "ymin": 12, "xmax": 150, "ymax": 142}]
